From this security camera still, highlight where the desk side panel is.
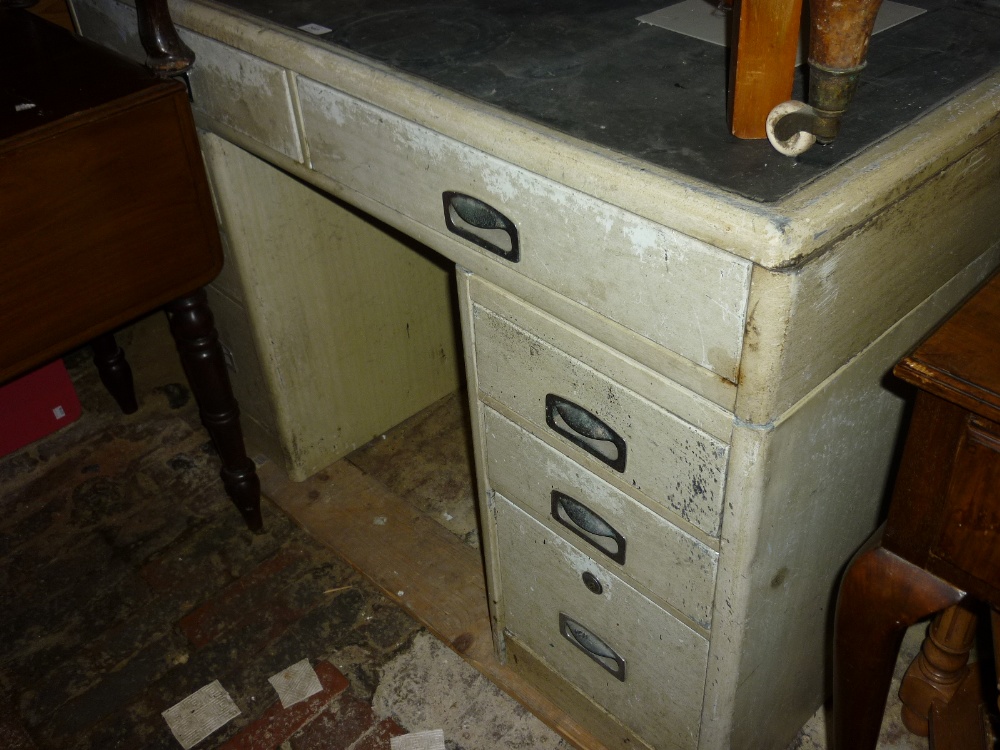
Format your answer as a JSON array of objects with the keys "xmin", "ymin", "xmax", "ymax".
[
  {"xmin": 737, "ymin": 132, "xmax": 1000, "ymax": 425},
  {"xmin": 199, "ymin": 134, "xmax": 461, "ymax": 479},
  {"xmin": 703, "ymin": 244, "xmax": 1000, "ymax": 750}
]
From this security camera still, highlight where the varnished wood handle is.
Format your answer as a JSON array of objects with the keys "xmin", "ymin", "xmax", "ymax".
[
  {"xmin": 135, "ymin": 0, "xmax": 194, "ymax": 76},
  {"xmin": 765, "ymin": 0, "xmax": 886, "ymax": 153},
  {"xmin": 728, "ymin": 0, "xmax": 803, "ymax": 139},
  {"xmin": 809, "ymin": 0, "xmax": 885, "ymax": 71}
]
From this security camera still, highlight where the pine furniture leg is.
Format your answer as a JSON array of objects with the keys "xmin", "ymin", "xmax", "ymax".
[
  {"xmin": 165, "ymin": 289, "xmax": 262, "ymax": 531},
  {"xmin": 833, "ymin": 527, "xmax": 965, "ymax": 750},
  {"xmin": 91, "ymin": 331, "xmax": 139, "ymax": 415}
]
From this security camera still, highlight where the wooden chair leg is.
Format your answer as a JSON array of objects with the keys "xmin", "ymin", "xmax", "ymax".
[
  {"xmin": 91, "ymin": 331, "xmax": 139, "ymax": 414},
  {"xmin": 899, "ymin": 602, "xmax": 978, "ymax": 736},
  {"xmin": 833, "ymin": 526, "xmax": 965, "ymax": 750},
  {"xmin": 165, "ymin": 289, "xmax": 262, "ymax": 532}
]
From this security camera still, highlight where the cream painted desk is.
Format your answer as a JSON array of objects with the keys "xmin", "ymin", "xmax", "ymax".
[{"xmin": 71, "ymin": 0, "xmax": 1000, "ymax": 747}]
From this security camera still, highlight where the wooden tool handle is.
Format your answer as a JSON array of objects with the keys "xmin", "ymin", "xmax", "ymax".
[
  {"xmin": 809, "ymin": 0, "xmax": 885, "ymax": 71},
  {"xmin": 728, "ymin": 0, "xmax": 804, "ymax": 139},
  {"xmin": 135, "ymin": 0, "xmax": 194, "ymax": 76}
]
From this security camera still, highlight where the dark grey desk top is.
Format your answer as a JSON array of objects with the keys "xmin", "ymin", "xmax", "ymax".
[{"xmin": 215, "ymin": 0, "xmax": 998, "ymax": 202}]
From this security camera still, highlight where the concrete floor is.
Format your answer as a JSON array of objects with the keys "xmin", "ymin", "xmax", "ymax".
[{"xmin": 0, "ymin": 312, "xmax": 934, "ymax": 749}]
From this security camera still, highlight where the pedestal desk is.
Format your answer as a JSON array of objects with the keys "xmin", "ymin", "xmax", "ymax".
[{"xmin": 69, "ymin": 0, "xmax": 1000, "ymax": 747}]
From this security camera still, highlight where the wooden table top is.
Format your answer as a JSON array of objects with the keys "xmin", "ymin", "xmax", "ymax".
[
  {"xmin": 0, "ymin": 8, "xmax": 161, "ymax": 140},
  {"xmin": 895, "ymin": 272, "xmax": 1000, "ymax": 425}
]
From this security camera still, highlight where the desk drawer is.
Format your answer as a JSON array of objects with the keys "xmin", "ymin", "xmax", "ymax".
[
  {"xmin": 71, "ymin": 0, "xmax": 302, "ymax": 163},
  {"xmin": 484, "ymin": 407, "xmax": 716, "ymax": 629},
  {"xmin": 182, "ymin": 31, "xmax": 303, "ymax": 162},
  {"xmin": 296, "ymin": 78, "xmax": 750, "ymax": 382},
  {"xmin": 473, "ymin": 301, "xmax": 728, "ymax": 537},
  {"xmin": 496, "ymin": 494, "xmax": 707, "ymax": 750}
]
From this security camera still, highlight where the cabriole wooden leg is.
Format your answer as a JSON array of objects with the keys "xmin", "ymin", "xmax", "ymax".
[
  {"xmin": 833, "ymin": 527, "xmax": 965, "ymax": 750},
  {"xmin": 165, "ymin": 289, "xmax": 262, "ymax": 532},
  {"xmin": 898, "ymin": 602, "xmax": 978, "ymax": 735},
  {"xmin": 91, "ymin": 331, "xmax": 139, "ymax": 414}
]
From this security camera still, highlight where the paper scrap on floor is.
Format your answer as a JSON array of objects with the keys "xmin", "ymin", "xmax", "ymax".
[
  {"xmin": 162, "ymin": 680, "xmax": 241, "ymax": 749},
  {"xmin": 268, "ymin": 658, "xmax": 324, "ymax": 708},
  {"xmin": 391, "ymin": 728, "xmax": 447, "ymax": 750}
]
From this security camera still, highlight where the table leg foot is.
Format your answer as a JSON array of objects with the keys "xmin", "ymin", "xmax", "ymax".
[
  {"xmin": 91, "ymin": 331, "xmax": 139, "ymax": 414},
  {"xmin": 899, "ymin": 602, "xmax": 978, "ymax": 736},
  {"xmin": 833, "ymin": 526, "xmax": 965, "ymax": 750},
  {"xmin": 165, "ymin": 289, "xmax": 263, "ymax": 532}
]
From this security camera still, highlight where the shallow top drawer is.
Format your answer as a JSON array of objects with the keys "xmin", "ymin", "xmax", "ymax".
[
  {"xmin": 182, "ymin": 31, "xmax": 302, "ymax": 162},
  {"xmin": 71, "ymin": 0, "xmax": 302, "ymax": 162},
  {"xmin": 296, "ymin": 77, "xmax": 751, "ymax": 381}
]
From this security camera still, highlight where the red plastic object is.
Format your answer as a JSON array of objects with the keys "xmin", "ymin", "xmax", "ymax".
[{"xmin": 0, "ymin": 360, "xmax": 81, "ymax": 456}]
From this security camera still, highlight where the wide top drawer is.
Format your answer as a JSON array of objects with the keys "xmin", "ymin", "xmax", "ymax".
[{"xmin": 296, "ymin": 77, "xmax": 752, "ymax": 382}]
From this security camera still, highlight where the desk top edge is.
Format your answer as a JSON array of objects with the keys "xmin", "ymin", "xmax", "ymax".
[{"xmin": 98, "ymin": 0, "xmax": 1000, "ymax": 268}]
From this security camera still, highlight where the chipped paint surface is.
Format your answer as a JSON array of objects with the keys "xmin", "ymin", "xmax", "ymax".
[
  {"xmin": 484, "ymin": 406, "xmax": 718, "ymax": 628},
  {"xmin": 474, "ymin": 303, "xmax": 729, "ymax": 537},
  {"xmin": 71, "ymin": 4, "xmax": 1000, "ymax": 749},
  {"xmin": 296, "ymin": 77, "xmax": 751, "ymax": 381},
  {"xmin": 495, "ymin": 494, "xmax": 709, "ymax": 749},
  {"xmin": 181, "ymin": 30, "xmax": 304, "ymax": 161}
]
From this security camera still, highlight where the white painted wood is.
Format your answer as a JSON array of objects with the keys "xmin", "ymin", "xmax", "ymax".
[
  {"xmin": 296, "ymin": 77, "xmax": 752, "ymax": 382},
  {"xmin": 484, "ymin": 407, "xmax": 717, "ymax": 631},
  {"xmin": 72, "ymin": 0, "xmax": 740, "ymax": 412},
  {"xmin": 504, "ymin": 636, "xmax": 655, "ymax": 750},
  {"xmin": 181, "ymin": 31, "xmax": 303, "ymax": 162},
  {"xmin": 737, "ymin": 133, "xmax": 1000, "ymax": 424},
  {"xmin": 470, "ymin": 275, "xmax": 735, "ymax": 444},
  {"xmin": 701, "ymin": 244, "xmax": 1000, "ymax": 750},
  {"xmin": 473, "ymin": 298, "xmax": 729, "ymax": 537},
  {"xmin": 456, "ymin": 269, "xmax": 508, "ymax": 660},
  {"xmin": 496, "ymin": 494, "xmax": 708, "ymax": 750},
  {"xmin": 70, "ymin": 2, "xmax": 1000, "ymax": 747},
  {"xmin": 199, "ymin": 134, "xmax": 461, "ymax": 479},
  {"xmin": 196, "ymin": 105, "xmax": 743, "ymax": 412},
  {"xmin": 72, "ymin": 0, "xmax": 302, "ymax": 162}
]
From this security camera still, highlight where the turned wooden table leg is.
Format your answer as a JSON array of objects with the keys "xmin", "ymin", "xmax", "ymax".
[
  {"xmin": 165, "ymin": 289, "xmax": 262, "ymax": 531},
  {"xmin": 91, "ymin": 331, "xmax": 139, "ymax": 414},
  {"xmin": 899, "ymin": 602, "xmax": 978, "ymax": 735},
  {"xmin": 833, "ymin": 527, "xmax": 965, "ymax": 750},
  {"xmin": 993, "ymin": 608, "xmax": 1000, "ymax": 715}
]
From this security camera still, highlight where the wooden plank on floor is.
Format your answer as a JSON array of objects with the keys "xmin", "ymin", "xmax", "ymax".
[{"xmin": 257, "ymin": 458, "xmax": 610, "ymax": 750}]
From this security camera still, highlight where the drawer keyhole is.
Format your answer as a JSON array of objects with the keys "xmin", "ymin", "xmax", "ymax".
[{"xmin": 582, "ymin": 571, "xmax": 603, "ymax": 595}]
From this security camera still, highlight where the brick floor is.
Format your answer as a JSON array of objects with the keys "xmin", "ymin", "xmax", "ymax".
[
  {"xmin": 0, "ymin": 330, "xmax": 423, "ymax": 750},
  {"xmin": 220, "ymin": 660, "xmax": 349, "ymax": 750}
]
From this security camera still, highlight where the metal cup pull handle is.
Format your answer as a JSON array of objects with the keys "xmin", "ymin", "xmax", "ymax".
[
  {"xmin": 442, "ymin": 191, "xmax": 520, "ymax": 262},
  {"xmin": 559, "ymin": 613, "xmax": 626, "ymax": 682},
  {"xmin": 552, "ymin": 491, "xmax": 626, "ymax": 564},
  {"xmin": 545, "ymin": 394, "xmax": 627, "ymax": 472}
]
